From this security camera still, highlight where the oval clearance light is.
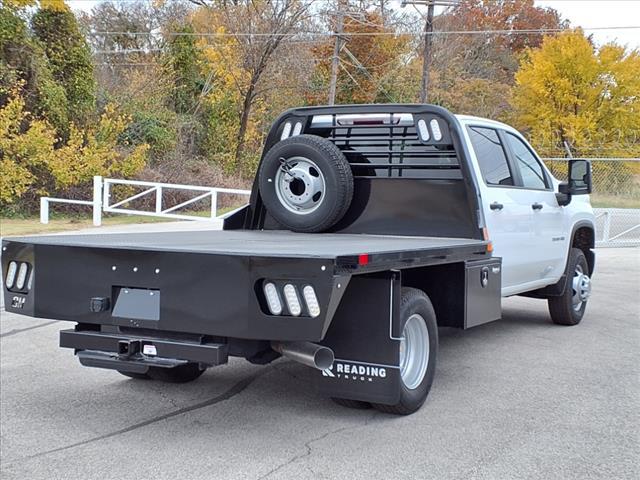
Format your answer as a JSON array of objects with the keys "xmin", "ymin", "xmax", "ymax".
[
  {"xmin": 283, "ymin": 284, "xmax": 302, "ymax": 317},
  {"xmin": 16, "ymin": 262, "xmax": 29, "ymax": 290},
  {"xmin": 5, "ymin": 261, "xmax": 18, "ymax": 288},
  {"xmin": 303, "ymin": 286, "xmax": 320, "ymax": 318},
  {"xmin": 264, "ymin": 282, "xmax": 283, "ymax": 315},
  {"xmin": 292, "ymin": 122, "xmax": 303, "ymax": 136},
  {"xmin": 430, "ymin": 119, "xmax": 443, "ymax": 141},
  {"xmin": 281, "ymin": 122, "xmax": 292, "ymax": 140},
  {"xmin": 417, "ymin": 119, "xmax": 430, "ymax": 141}
]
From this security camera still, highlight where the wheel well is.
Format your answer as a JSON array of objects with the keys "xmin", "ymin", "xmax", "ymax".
[
  {"xmin": 572, "ymin": 226, "xmax": 595, "ymax": 275},
  {"xmin": 402, "ymin": 263, "xmax": 466, "ymax": 329}
]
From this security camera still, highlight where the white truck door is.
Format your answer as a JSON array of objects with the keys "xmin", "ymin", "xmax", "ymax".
[
  {"xmin": 465, "ymin": 125, "xmax": 536, "ymax": 291},
  {"xmin": 502, "ymin": 132, "xmax": 567, "ymax": 283}
]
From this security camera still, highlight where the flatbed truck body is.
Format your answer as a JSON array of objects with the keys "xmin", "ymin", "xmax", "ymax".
[{"xmin": 2, "ymin": 103, "xmax": 594, "ymax": 413}]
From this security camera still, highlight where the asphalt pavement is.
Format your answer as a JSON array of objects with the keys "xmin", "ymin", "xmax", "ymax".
[{"xmin": 1, "ymin": 247, "xmax": 638, "ymax": 480}]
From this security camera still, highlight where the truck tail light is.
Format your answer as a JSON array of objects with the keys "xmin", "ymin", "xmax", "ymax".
[
  {"xmin": 303, "ymin": 286, "xmax": 320, "ymax": 318},
  {"xmin": 5, "ymin": 261, "xmax": 18, "ymax": 289},
  {"xmin": 264, "ymin": 282, "xmax": 283, "ymax": 315},
  {"xmin": 283, "ymin": 284, "xmax": 301, "ymax": 317},
  {"xmin": 15, "ymin": 262, "xmax": 29, "ymax": 290}
]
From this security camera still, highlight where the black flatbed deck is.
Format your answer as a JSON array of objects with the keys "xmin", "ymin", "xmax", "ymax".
[{"xmin": 6, "ymin": 230, "xmax": 488, "ymax": 269}]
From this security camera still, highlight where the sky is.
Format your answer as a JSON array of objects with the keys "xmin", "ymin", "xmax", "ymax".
[{"xmin": 67, "ymin": 0, "xmax": 640, "ymax": 49}]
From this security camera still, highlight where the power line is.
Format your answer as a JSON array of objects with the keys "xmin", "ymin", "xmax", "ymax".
[{"xmin": 86, "ymin": 25, "xmax": 640, "ymax": 37}]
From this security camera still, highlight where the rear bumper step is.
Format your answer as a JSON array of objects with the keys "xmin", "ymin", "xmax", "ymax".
[
  {"xmin": 60, "ymin": 329, "xmax": 229, "ymax": 370},
  {"xmin": 77, "ymin": 351, "xmax": 188, "ymax": 373}
]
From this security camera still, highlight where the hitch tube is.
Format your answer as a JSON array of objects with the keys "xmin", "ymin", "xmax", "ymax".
[{"xmin": 271, "ymin": 341, "xmax": 334, "ymax": 370}]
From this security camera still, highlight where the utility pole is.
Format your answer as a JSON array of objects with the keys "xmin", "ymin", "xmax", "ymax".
[
  {"xmin": 328, "ymin": 0, "xmax": 347, "ymax": 105},
  {"xmin": 420, "ymin": 1, "xmax": 435, "ymax": 103},
  {"xmin": 402, "ymin": 1, "xmax": 458, "ymax": 103}
]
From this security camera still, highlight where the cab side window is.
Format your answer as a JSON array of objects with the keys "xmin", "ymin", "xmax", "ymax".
[
  {"xmin": 505, "ymin": 133, "xmax": 548, "ymax": 190},
  {"xmin": 467, "ymin": 126, "xmax": 513, "ymax": 186}
]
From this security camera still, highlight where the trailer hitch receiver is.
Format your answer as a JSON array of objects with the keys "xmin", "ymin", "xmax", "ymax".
[{"xmin": 118, "ymin": 340, "xmax": 140, "ymax": 358}]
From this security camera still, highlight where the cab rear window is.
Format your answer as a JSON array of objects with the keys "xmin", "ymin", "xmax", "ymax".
[{"xmin": 467, "ymin": 126, "xmax": 513, "ymax": 186}]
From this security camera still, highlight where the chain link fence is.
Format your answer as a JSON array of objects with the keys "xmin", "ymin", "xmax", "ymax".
[{"xmin": 543, "ymin": 158, "xmax": 640, "ymax": 247}]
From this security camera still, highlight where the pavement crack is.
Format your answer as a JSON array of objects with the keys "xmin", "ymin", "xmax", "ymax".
[
  {"xmin": 9, "ymin": 368, "xmax": 269, "ymax": 464},
  {"xmin": 0, "ymin": 320, "xmax": 58, "ymax": 338},
  {"xmin": 256, "ymin": 410, "xmax": 379, "ymax": 480}
]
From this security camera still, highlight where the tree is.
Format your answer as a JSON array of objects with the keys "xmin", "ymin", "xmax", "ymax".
[
  {"xmin": 307, "ymin": 9, "xmax": 411, "ymax": 105},
  {"xmin": 192, "ymin": 0, "xmax": 313, "ymax": 168},
  {"xmin": 512, "ymin": 29, "xmax": 640, "ymax": 158},
  {"xmin": 0, "ymin": 3, "xmax": 69, "ymax": 134},
  {"xmin": 32, "ymin": 1, "xmax": 96, "ymax": 125},
  {"xmin": 0, "ymin": 88, "xmax": 149, "ymax": 209}
]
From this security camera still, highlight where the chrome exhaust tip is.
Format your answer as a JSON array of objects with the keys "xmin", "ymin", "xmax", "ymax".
[{"xmin": 271, "ymin": 341, "xmax": 334, "ymax": 370}]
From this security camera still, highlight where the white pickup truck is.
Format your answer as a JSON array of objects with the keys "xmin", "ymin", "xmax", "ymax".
[{"xmin": 2, "ymin": 104, "xmax": 595, "ymax": 415}]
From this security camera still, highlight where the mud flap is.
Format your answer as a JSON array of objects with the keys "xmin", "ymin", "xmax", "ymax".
[{"xmin": 316, "ymin": 271, "xmax": 402, "ymax": 405}]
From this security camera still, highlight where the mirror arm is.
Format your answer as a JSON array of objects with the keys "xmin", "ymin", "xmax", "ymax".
[{"xmin": 557, "ymin": 182, "xmax": 571, "ymax": 206}]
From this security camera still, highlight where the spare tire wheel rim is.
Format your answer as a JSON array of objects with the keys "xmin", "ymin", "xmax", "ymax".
[{"xmin": 275, "ymin": 156, "xmax": 326, "ymax": 215}]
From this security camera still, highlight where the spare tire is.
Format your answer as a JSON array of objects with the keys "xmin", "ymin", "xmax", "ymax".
[{"xmin": 258, "ymin": 134, "xmax": 353, "ymax": 233}]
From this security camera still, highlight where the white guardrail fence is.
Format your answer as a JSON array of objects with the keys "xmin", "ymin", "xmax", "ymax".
[
  {"xmin": 40, "ymin": 176, "xmax": 639, "ymax": 247},
  {"xmin": 40, "ymin": 176, "xmax": 251, "ymax": 226}
]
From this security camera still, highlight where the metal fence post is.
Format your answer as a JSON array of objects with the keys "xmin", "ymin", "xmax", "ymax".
[
  {"xmin": 155, "ymin": 186, "xmax": 163, "ymax": 213},
  {"xmin": 211, "ymin": 190, "xmax": 218, "ymax": 218},
  {"xmin": 93, "ymin": 176, "xmax": 103, "ymax": 226},
  {"xmin": 40, "ymin": 198, "xmax": 49, "ymax": 224}
]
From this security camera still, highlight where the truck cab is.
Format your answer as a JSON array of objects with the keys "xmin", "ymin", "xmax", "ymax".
[{"xmin": 457, "ymin": 115, "xmax": 595, "ymax": 296}]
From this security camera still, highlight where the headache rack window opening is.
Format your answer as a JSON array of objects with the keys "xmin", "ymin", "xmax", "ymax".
[{"xmin": 311, "ymin": 113, "xmax": 460, "ymax": 179}]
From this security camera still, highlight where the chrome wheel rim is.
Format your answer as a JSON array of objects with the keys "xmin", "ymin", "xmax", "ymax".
[
  {"xmin": 274, "ymin": 156, "xmax": 326, "ymax": 215},
  {"xmin": 399, "ymin": 314, "xmax": 430, "ymax": 390},
  {"xmin": 572, "ymin": 264, "xmax": 591, "ymax": 311}
]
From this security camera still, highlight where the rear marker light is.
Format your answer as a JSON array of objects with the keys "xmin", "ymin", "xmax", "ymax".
[
  {"xmin": 303, "ymin": 286, "xmax": 321, "ymax": 318},
  {"xmin": 283, "ymin": 284, "xmax": 302, "ymax": 316},
  {"xmin": 264, "ymin": 282, "xmax": 283, "ymax": 315},
  {"xmin": 430, "ymin": 119, "xmax": 443, "ymax": 141},
  {"xmin": 5, "ymin": 261, "xmax": 17, "ymax": 288},
  {"xmin": 358, "ymin": 253, "xmax": 369, "ymax": 266},
  {"xmin": 16, "ymin": 263, "xmax": 29, "ymax": 290},
  {"xmin": 417, "ymin": 119, "xmax": 430, "ymax": 141},
  {"xmin": 281, "ymin": 122, "xmax": 292, "ymax": 140}
]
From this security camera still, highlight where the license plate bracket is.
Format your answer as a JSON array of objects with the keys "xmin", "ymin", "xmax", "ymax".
[{"xmin": 112, "ymin": 287, "xmax": 160, "ymax": 321}]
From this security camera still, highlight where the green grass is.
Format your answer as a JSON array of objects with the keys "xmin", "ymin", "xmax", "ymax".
[
  {"xmin": 0, "ymin": 206, "xmax": 242, "ymax": 237},
  {"xmin": 0, "ymin": 215, "xmax": 169, "ymax": 237},
  {"xmin": 591, "ymin": 194, "xmax": 640, "ymax": 209}
]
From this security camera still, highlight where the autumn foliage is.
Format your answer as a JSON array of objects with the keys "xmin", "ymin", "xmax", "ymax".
[{"xmin": 1, "ymin": 0, "xmax": 639, "ymax": 213}]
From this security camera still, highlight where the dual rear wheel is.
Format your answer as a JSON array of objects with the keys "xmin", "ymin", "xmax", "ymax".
[{"xmin": 333, "ymin": 288, "xmax": 439, "ymax": 416}]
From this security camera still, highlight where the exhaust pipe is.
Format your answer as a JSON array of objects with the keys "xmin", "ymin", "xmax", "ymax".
[{"xmin": 271, "ymin": 341, "xmax": 334, "ymax": 370}]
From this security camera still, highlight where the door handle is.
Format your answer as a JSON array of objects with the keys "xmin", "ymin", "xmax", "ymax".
[
  {"xmin": 490, "ymin": 202, "xmax": 504, "ymax": 211},
  {"xmin": 532, "ymin": 202, "xmax": 543, "ymax": 211}
]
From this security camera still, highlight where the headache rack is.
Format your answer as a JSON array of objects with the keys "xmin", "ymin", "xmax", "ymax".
[{"xmin": 307, "ymin": 112, "xmax": 461, "ymax": 180}]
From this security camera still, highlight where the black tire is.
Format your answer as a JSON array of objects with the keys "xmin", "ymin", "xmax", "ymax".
[
  {"xmin": 331, "ymin": 397, "xmax": 372, "ymax": 410},
  {"xmin": 118, "ymin": 370, "xmax": 150, "ymax": 380},
  {"xmin": 372, "ymin": 288, "xmax": 438, "ymax": 415},
  {"xmin": 146, "ymin": 363, "xmax": 206, "ymax": 383},
  {"xmin": 548, "ymin": 248, "xmax": 591, "ymax": 326},
  {"xmin": 258, "ymin": 134, "xmax": 353, "ymax": 233}
]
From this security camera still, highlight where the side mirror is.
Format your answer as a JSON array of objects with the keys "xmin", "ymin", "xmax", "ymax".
[
  {"xmin": 557, "ymin": 159, "xmax": 592, "ymax": 206},
  {"xmin": 567, "ymin": 159, "xmax": 592, "ymax": 194}
]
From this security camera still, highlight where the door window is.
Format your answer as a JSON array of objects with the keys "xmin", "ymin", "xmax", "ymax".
[
  {"xmin": 505, "ymin": 133, "xmax": 548, "ymax": 189},
  {"xmin": 467, "ymin": 126, "xmax": 513, "ymax": 186}
]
